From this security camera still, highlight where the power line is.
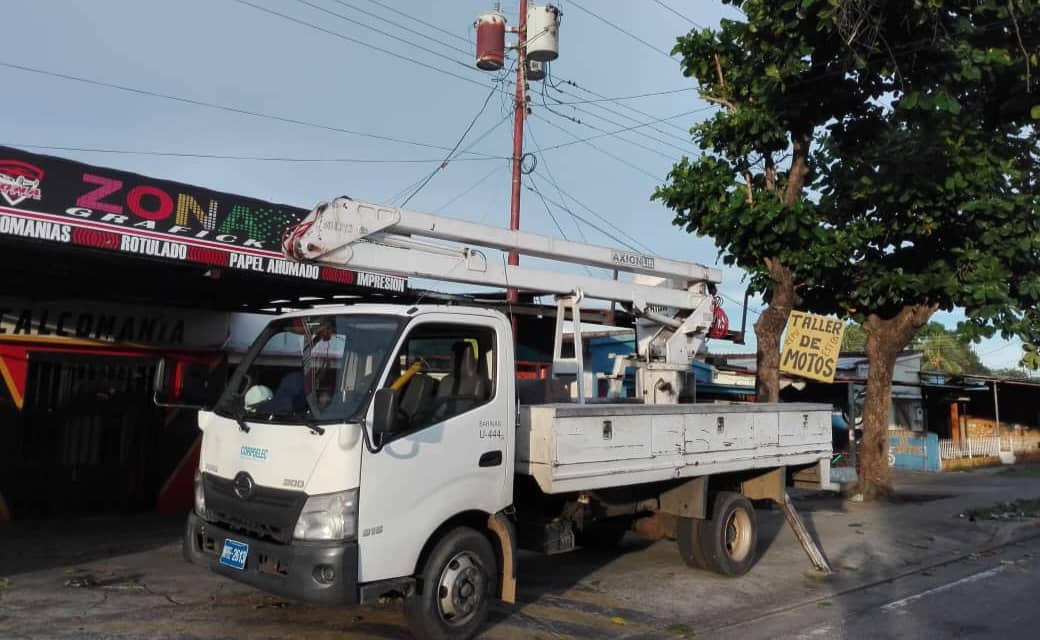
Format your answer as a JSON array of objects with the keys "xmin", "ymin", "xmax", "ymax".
[
  {"xmin": 525, "ymin": 125, "xmax": 593, "ymax": 245},
  {"xmin": 568, "ymin": 0, "xmax": 677, "ymax": 62},
  {"xmin": 536, "ymin": 107, "xmax": 708, "ymax": 153},
  {"xmin": 229, "ymin": 0, "xmax": 507, "ymax": 97},
  {"xmin": 539, "ymin": 100, "xmax": 676, "ymax": 160},
  {"xmin": 521, "ymin": 179, "xmax": 650, "ymax": 251},
  {"xmin": 0, "ymin": 143, "xmax": 505, "ymax": 164},
  {"xmin": 539, "ymin": 69, "xmax": 696, "ymax": 156},
  {"xmin": 540, "ymin": 90, "xmax": 693, "ymax": 157},
  {"xmin": 527, "ymin": 174, "xmax": 595, "ymax": 276},
  {"xmin": 325, "ymin": 0, "xmax": 472, "ymax": 57},
  {"xmin": 549, "ymin": 71, "xmax": 693, "ymax": 137},
  {"xmin": 432, "ymin": 164, "xmax": 506, "ymax": 213},
  {"xmin": 400, "ymin": 82, "xmax": 501, "ymax": 206},
  {"xmin": 534, "ymin": 114, "xmax": 662, "ymax": 180},
  {"xmin": 0, "ymin": 60, "xmax": 501, "ymax": 158},
  {"xmin": 546, "ymin": 86, "xmax": 697, "ymax": 105},
  {"xmin": 290, "ymin": 0, "xmax": 474, "ymax": 71},
  {"xmin": 361, "ymin": 0, "xmax": 471, "ymax": 46},
  {"xmin": 528, "ymin": 123, "xmax": 647, "ymax": 255},
  {"xmin": 533, "ymin": 168, "xmax": 651, "ymax": 255},
  {"xmin": 650, "ymin": 0, "xmax": 705, "ymax": 30}
]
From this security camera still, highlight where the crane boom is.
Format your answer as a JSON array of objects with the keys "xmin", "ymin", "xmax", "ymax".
[{"xmin": 282, "ymin": 196, "xmax": 720, "ymax": 310}]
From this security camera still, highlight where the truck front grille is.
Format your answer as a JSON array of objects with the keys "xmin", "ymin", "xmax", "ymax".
[{"xmin": 203, "ymin": 474, "xmax": 306, "ymax": 544}]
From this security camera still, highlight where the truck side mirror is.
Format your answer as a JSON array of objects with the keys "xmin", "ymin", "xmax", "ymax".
[
  {"xmin": 372, "ymin": 388, "xmax": 400, "ymax": 438},
  {"xmin": 154, "ymin": 358, "xmax": 226, "ymax": 409}
]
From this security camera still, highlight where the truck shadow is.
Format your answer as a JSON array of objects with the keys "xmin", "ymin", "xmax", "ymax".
[{"xmin": 0, "ymin": 513, "xmax": 184, "ymax": 577}]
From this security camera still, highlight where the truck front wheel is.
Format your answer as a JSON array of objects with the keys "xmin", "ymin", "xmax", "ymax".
[{"xmin": 404, "ymin": 527, "xmax": 496, "ymax": 640}]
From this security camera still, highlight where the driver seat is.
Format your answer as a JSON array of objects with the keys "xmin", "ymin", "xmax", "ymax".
[{"xmin": 434, "ymin": 342, "xmax": 489, "ymax": 419}]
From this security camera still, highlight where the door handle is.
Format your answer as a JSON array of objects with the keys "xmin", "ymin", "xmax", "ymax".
[{"xmin": 479, "ymin": 450, "xmax": 503, "ymax": 467}]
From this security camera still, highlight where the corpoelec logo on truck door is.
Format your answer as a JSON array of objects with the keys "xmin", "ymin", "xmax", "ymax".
[{"xmin": 240, "ymin": 446, "xmax": 268, "ymax": 461}]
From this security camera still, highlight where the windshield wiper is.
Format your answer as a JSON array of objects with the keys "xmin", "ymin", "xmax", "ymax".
[
  {"xmin": 264, "ymin": 412, "xmax": 327, "ymax": 435},
  {"xmin": 233, "ymin": 407, "xmax": 251, "ymax": 433},
  {"xmin": 303, "ymin": 421, "xmax": 326, "ymax": 436}
]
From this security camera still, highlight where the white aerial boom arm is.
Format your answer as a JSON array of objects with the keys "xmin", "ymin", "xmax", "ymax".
[{"xmin": 283, "ymin": 196, "xmax": 725, "ymax": 403}]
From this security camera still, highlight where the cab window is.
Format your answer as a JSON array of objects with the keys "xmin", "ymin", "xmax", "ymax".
[{"xmin": 384, "ymin": 323, "xmax": 496, "ymax": 432}]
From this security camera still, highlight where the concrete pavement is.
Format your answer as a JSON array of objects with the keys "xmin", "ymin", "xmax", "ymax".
[{"xmin": 1, "ymin": 466, "xmax": 1038, "ymax": 639}]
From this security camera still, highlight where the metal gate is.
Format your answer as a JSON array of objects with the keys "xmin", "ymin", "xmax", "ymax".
[{"xmin": 17, "ymin": 353, "xmax": 162, "ymax": 516}]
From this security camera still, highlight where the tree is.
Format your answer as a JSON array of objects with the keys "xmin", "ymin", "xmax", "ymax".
[
  {"xmin": 991, "ymin": 366, "xmax": 1034, "ymax": 380},
  {"xmin": 913, "ymin": 323, "xmax": 989, "ymax": 374},
  {"xmin": 660, "ymin": 0, "xmax": 1038, "ymax": 498},
  {"xmin": 655, "ymin": 1, "xmax": 866, "ymax": 402},
  {"xmin": 803, "ymin": 1, "xmax": 1039, "ymax": 497}
]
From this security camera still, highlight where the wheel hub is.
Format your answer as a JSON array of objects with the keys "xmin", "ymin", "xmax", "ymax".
[
  {"xmin": 437, "ymin": 551, "xmax": 485, "ymax": 625},
  {"xmin": 724, "ymin": 508, "xmax": 753, "ymax": 562}
]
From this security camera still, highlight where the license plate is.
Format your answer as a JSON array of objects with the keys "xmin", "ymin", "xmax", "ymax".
[{"xmin": 219, "ymin": 539, "xmax": 249, "ymax": 570}]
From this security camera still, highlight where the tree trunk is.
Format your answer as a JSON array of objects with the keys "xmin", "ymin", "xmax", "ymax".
[
  {"xmin": 859, "ymin": 304, "xmax": 937, "ymax": 499},
  {"xmin": 754, "ymin": 258, "xmax": 796, "ymax": 402}
]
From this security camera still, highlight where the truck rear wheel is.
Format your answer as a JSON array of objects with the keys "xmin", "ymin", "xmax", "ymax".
[
  {"xmin": 404, "ymin": 527, "xmax": 496, "ymax": 640},
  {"xmin": 676, "ymin": 516, "xmax": 709, "ymax": 569},
  {"xmin": 697, "ymin": 492, "xmax": 758, "ymax": 577}
]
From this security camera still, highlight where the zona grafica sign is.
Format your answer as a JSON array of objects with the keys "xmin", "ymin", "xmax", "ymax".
[{"xmin": 0, "ymin": 146, "xmax": 406, "ymax": 293}]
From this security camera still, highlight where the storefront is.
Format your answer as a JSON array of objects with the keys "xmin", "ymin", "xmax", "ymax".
[{"xmin": 0, "ymin": 146, "xmax": 408, "ymax": 521}]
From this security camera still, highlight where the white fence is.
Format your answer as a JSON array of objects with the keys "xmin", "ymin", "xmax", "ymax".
[{"xmin": 939, "ymin": 436, "xmax": 1040, "ymax": 459}]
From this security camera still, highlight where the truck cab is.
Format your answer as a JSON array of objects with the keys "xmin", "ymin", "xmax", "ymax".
[{"xmin": 182, "ymin": 305, "xmax": 517, "ymax": 637}]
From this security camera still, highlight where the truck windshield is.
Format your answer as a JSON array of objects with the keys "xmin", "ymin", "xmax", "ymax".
[{"xmin": 216, "ymin": 314, "xmax": 402, "ymax": 424}]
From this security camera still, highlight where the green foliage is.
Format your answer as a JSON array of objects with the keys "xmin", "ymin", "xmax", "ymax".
[
  {"xmin": 841, "ymin": 323, "xmax": 867, "ymax": 351},
  {"xmin": 990, "ymin": 366, "xmax": 1035, "ymax": 380},
  {"xmin": 654, "ymin": 0, "xmax": 858, "ymax": 293},
  {"xmin": 912, "ymin": 322, "xmax": 990, "ymax": 374}
]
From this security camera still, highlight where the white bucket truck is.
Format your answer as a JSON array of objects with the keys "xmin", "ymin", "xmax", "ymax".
[{"xmin": 163, "ymin": 197, "xmax": 835, "ymax": 640}]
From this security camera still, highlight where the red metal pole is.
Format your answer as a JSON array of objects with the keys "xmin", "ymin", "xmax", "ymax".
[{"xmin": 507, "ymin": 0, "xmax": 527, "ymax": 321}]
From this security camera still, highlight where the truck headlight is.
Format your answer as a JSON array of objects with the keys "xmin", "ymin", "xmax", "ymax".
[
  {"xmin": 194, "ymin": 470, "xmax": 207, "ymax": 519},
  {"xmin": 293, "ymin": 489, "xmax": 359, "ymax": 541}
]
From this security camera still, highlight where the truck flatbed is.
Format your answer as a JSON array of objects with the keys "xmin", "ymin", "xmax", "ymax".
[{"xmin": 517, "ymin": 402, "xmax": 834, "ymax": 494}]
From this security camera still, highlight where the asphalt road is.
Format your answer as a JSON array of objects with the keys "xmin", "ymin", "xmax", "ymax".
[
  {"xmin": 2, "ymin": 469, "xmax": 1040, "ymax": 639},
  {"xmin": 711, "ymin": 535, "xmax": 1040, "ymax": 640}
]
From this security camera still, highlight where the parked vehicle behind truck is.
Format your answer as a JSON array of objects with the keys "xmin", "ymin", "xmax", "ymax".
[{"xmin": 159, "ymin": 197, "xmax": 835, "ymax": 639}]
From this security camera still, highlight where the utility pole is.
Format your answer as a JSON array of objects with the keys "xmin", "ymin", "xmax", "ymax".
[
  {"xmin": 507, "ymin": 0, "xmax": 528, "ymax": 312},
  {"xmin": 475, "ymin": 2, "xmax": 560, "ymax": 334}
]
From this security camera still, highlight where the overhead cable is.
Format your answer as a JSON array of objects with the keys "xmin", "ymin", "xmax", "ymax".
[
  {"xmin": 326, "ymin": 0, "xmax": 472, "ymax": 57},
  {"xmin": 535, "ymin": 115, "xmax": 662, "ymax": 180},
  {"xmin": 229, "ymin": 0, "xmax": 508, "ymax": 97},
  {"xmin": 0, "ymin": 60, "xmax": 500, "ymax": 158},
  {"xmin": 568, "ymin": 0, "xmax": 678, "ymax": 62},
  {"xmin": 650, "ymin": 0, "xmax": 705, "ymax": 29},
  {"xmin": 0, "ymin": 143, "xmax": 506, "ymax": 164},
  {"xmin": 400, "ymin": 82, "xmax": 501, "ymax": 206}
]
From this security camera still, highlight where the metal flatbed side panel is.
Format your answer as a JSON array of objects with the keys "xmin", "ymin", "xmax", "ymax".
[
  {"xmin": 516, "ymin": 404, "xmax": 832, "ymax": 494},
  {"xmin": 540, "ymin": 402, "xmax": 831, "ymax": 418}
]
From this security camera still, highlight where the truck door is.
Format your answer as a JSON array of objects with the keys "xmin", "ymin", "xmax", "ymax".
[{"xmin": 357, "ymin": 317, "xmax": 509, "ymax": 583}]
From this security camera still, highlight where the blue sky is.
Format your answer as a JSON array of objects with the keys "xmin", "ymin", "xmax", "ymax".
[{"xmin": 0, "ymin": 0, "xmax": 1025, "ymax": 370}]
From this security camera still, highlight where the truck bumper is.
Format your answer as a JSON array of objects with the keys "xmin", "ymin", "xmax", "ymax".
[{"xmin": 183, "ymin": 512, "xmax": 359, "ymax": 605}]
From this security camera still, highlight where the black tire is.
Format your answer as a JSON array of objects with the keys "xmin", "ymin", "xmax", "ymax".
[
  {"xmin": 676, "ymin": 516, "xmax": 709, "ymax": 569},
  {"xmin": 576, "ymin": 518, "xmax": 630, "ymax": 551},
  {"xmin": 698, "ymin": 492, "xmax": 758, "ymax": 577},
  {"xmin": 404, "ymin": 527, "xmax": 497, "ymax": 640}
]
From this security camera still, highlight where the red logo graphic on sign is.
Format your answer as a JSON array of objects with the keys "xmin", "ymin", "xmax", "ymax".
[{"xmin": 0, "ymin": 160, "xmax": 44, "ymax": 207}]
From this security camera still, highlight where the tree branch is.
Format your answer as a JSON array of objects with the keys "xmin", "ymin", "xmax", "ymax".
[
  {"xmin": 700, "ymin": 93, "xmax": 737, "ymax": 111},
  {"xmin": 1008, "ymin": 0, "xmax": 1031, "ymax": 91},
  {"xmin": 783, "ymin": 133, "xmax": 811, "ymax": 206}
]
